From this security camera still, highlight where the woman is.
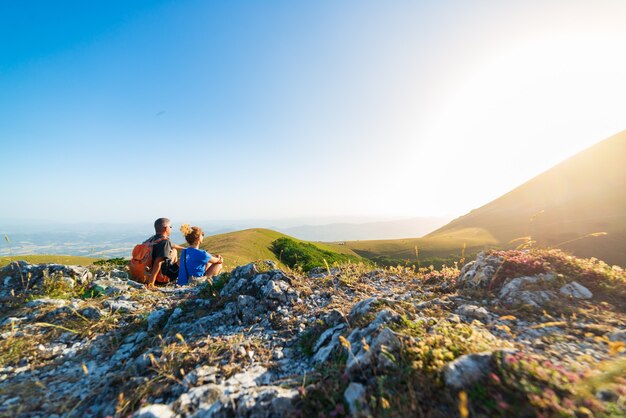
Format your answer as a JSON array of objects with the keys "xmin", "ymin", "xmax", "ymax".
[{"xmin": 177, "ymin": 224, "xmax": 223, "ymax": 286}]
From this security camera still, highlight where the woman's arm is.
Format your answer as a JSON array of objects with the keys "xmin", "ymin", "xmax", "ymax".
[{"xmin": 209, "ymin": 254, "xmax": 223, "ymax": 264}]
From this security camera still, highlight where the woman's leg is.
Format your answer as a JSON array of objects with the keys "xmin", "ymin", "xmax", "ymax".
[{"xmin": 205, "ymin": 262, "xmax": 222, "ymax": 278}]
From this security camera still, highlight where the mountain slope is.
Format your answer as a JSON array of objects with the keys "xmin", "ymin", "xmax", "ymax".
[
  {"xmin": 427, "ymin": 130, "xmax": 626, "ymax": 265},
  {"xmin": 199, "ymin": 228, "xmax": 361, "ymax": 269}
]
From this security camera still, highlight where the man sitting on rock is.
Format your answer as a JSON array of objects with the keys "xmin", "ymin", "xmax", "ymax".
[{"xmin": 145, "ymin": 217, "xmax": 185, "ymax": 290}]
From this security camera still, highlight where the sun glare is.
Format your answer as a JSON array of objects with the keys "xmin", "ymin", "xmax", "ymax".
[{"xmin": 399, "ymin": 30, "xmax": 626, "ymax": 217}]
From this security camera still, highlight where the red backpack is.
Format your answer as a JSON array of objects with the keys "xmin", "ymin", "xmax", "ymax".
[{"xmin": 129, "ymin": 237, "xmax": 169, "ymax": 283}]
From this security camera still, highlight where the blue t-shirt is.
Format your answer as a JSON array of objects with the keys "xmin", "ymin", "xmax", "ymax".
[{"xmin": 178, "ymin": 247, "xmax": 212, "ymax": 285}]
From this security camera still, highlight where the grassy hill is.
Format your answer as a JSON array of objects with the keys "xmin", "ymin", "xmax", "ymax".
[
  {"xmin": 344, "ymin": 227, "xmax": 497, "ymax": 267},
  {"xmin": 426, "ymin": 130, "xmax": 626, "ymax": 266},
  {"xmin": 0, "ymin": 255, "xmax": 98, "ymax": 268},
  {"xmin": 199, "ymin": 228, "xmax": 361, "ymax": 269}
]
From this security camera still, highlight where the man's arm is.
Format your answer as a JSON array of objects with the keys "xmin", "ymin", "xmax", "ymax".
[
  {"xmin": 172, "ymin": 244, "xmax": 185, "ymax": 251},
  {"xmin": 148, "ymin": 257, "xmax": 164, "ymax": 286}
]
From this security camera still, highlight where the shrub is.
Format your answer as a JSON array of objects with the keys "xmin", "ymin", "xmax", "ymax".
[
  {"xmin": 271, "ymin": 238, "xmax": 360, "ymax": 272},
  {"xmin": 93, "ymin": 257, "xmax": 128, "ymax": 266},
  {"xmin": 198, "ymin": 272, "xmax": 230, "ymax": 299}
]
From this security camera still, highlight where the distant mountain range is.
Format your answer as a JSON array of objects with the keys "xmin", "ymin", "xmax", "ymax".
[
  {"xmin": 0, "ymin": 217, "xmax": 446, "ymax": 258},
  {"xmin": 274, "ymin": 217, "xmax": 450, "ymax": 241}
]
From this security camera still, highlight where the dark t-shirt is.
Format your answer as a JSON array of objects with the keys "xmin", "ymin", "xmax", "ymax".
[
  {"xmin": 149, "ymin": 234, "xmax": 173, "ymax": 262},
  {"xmin": 147, "ymin": 234, "xmax": 178, "ymax": 280}
]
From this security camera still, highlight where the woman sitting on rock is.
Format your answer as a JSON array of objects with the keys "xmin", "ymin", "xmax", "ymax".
[{"xmin": 177, "ymin": 224, "xmax": 223, "ymax": 286}]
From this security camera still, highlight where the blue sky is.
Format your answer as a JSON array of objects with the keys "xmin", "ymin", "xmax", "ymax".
[{"xmin": 2, "ymin": 0, "xmax": 625, "ymax": 223}]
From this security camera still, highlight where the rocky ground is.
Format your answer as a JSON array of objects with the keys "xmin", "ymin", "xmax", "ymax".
[{"xmin": 0, "ymin": 249, "xmax": 625, "ymax": 418}]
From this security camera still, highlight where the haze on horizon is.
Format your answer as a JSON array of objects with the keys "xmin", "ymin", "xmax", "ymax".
[{"xmin": 2, "ymin": 0, "xmax": 626, "ymax": 225}]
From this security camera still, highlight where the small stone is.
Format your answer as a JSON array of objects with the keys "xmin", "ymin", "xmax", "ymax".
[
  {"xmin": 323, "ymin": 309, "xmax": 345, "ymax": 326},
  {"xmin": 132, "ymin": 404, "xmax": 175, "ymax": 418},
  {"xmin": 224, "ymin": 365, "xmax": 269, "ymax": 388},
  {"xmin": 103, "ymin": 300, "xmax": 139, "ymax": 313},
  {"xmin": 110, "ymin": 269, "xmax": 129, "ymax": 279},
  {"xmin": 81, "ymin": 307, "xmax": 103, "ymax": 320},
  {"xmin": 447, "ymin": 314, "xmax": 461, "ymax": 323},
  {"xmin": 147, "ymin": 309, "xmax": 169, "ymax": 332},
  {"xmin": 344, "ymin": 382, "xmax": 372, "ymax": 418},
  {"xmin": 559, "ymin": 282, "xmax": 592, "ymax": 299},
  {"xmin": 457, "ymin": 253, "xmax": 503, "ymax": 288},
  {"xmin": 444, "ymin": 352, "xmax": 493, "ymax": 389},
  {"xmin": 456, "ymin": 304, "xmax": 490, "ymax": 322},
  {"xmin": 26, "ymin": 298, "xmax": 68, "ymax": 308},
  {"xmin": 608, "ymin": 330, "xmax": 626, "ymax": 342},
  {"xmin": 349, "ymin": 298, "xmax": 378, "ymax": 322},
  {"xmin": 498, "ymin": 274, "xmax": 557, "ymax": 307},
  {"xmin": 596, "ymin": 389, "xmax": 618, "ymax": 402}
]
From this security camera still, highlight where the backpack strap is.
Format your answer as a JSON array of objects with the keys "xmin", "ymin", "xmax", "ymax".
[
  {"xmin": 144, "ymin": 235, "xmax": 170, "ymax": 272},
  {"xmin": 143, "ymin": 235, "xmax": 169, "ymax": 246},
  {"xmin": 183, "ymin": 249, "xmax": 190, "ymax": 281}
]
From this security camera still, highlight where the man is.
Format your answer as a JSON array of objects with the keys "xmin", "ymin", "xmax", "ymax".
[{"xmin": 145, "ymin": 217, "xmax": 185, "ymax": 290}]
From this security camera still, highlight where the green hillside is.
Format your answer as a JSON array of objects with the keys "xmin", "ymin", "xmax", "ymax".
[
  {"xmin": 344, "ymin": 227, "xmax": 497, "ymax": 267},
  {"xmin": 199, "ymin": 228, "xmax": 361, "ymax": 269},
  {"xmin": 0, "ymin": 255, "xmax": 98, "ymax": 268},
  {"xmin": 426, "ymin": 130, "xmax": 626, "ymax": 266}
]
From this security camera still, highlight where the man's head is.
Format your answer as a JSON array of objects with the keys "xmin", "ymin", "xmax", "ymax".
[{"xmin": 154, "ymin": 218, "xmax": 172, "ymax": 236}]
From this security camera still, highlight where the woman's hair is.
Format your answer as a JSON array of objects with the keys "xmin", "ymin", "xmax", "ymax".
[{"xmin": 180, "ymin": 224, "xmax": 204, "ymax": 245}]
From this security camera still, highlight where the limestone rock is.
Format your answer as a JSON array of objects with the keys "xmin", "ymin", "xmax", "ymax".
[
  {"xmin": 312, "ymin": 324, "xmax": 345, "ymax": 365},
  {"xmin": 132, "ymin": 404, "xmax": 175, "ymax": 418},
  {"xmin": 559, "ymin": 282, "xmax": 593, "ymax": 299},
  {"xmin": 498, "ymin": 274, "xmax": 557, "ymax": 307},
  {"xmin": 110, "ymin": 269, "xmax": 129, "ymax": 280},
  {"xmin": 444, "ymin": 352, "xmax": 493, "ymax": 389},
  {"xmin": 344, "ymin": 382, "xmax": 372, "ymax": 418},
  {"xmin": 103, "ymin": 300, "xmax": 139, "ymax": 313},
  {"xmin": 147, "ymin": 309, "xmax": 169, "ymax": 332},
  {"xmin": 457, "ymin": 252, "xmax": 503, "ymax": 288},
  {"xmin": 25, "ymin": 298, "xmax": 68, "ymax": 308},
  {"xmin": 455, "ymin": 304, "xmax": 491, "ymax": 322},
  {"xmin": 349, "ymin": 297, "xmax": 379, "ymax": 322}
]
